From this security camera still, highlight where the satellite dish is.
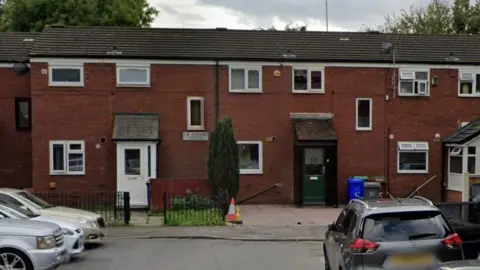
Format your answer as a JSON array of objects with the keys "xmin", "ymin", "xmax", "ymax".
[{"xmin": 12, "ymin": 63, "xmax": 30, "ymax": 76}]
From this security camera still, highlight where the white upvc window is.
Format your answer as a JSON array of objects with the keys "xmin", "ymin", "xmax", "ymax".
[
  {"xmin": 292, "ymin": 68, "xmax": 325, "ymax": 93},
  {"xmin": 449, "ymin": 146, "xmax": 476, "ymax": 174},
  {"xmin": 49, "ymin": 140, "xmax": 85, "ymax": 175},
  {"xmin": 458, "ymin": 71, "xmax": 480, "ymax": 97},
  {"xmin": 397, "ymin": 141, "xmax": 429, "ymax": 174},
  {"xmin": 398, "ymin": 69, "xmax": 430, "ymax": 96},
  {"xmin": 116, "ymin": 65, "xmax": 150, "ymax": 87},
  {"xmin": 229, "ymin": 66, "xmax": 262, "ymax": 93},
  {"xmin": 238, "ymin": 141, "xmax": 263, "ymax": 174},
  {"xmin": 355, "ymin": 98, "xmax": 372, "ymax": 131},
  {"xmin": 48, "ymin": 64, "xmax": 84, "ymax": 87},
  {"xmin": 187, "ymin": 96, "xmax": 205, "ymax": 130}
]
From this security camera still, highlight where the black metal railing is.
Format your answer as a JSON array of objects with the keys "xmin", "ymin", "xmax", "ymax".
[
  {"xmin": 33, "ymin": 191, "xmax": 131, "ymax": 225},
  {"xmin": 163, "ymin": 192, "xmax": 225, "ymax": 226}
]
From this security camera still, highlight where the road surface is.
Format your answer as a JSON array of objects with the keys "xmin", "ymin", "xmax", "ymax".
[{"xmin": 62, "ymin": 239, "xmax": 325, "ymax": 270}]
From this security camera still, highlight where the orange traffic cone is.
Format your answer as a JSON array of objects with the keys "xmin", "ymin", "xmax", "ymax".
[
  {"xmin": 226, "ymin": 197, "xmax": 236, "ymax": 222},
  {"xmin": 226, "ymin": 197, "xmax": 243, "ymax": 224}
]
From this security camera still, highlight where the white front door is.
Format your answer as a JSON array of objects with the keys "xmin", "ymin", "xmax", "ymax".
[{"xmin": 116, "ymin": 142, "xmax": 157, "ymax": 207}]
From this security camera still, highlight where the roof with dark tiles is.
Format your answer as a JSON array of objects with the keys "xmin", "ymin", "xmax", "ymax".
[
  {"xmin": 292, "ymin": 118, "xmax": 337, "ymax": 141},
  {"xmin": 28, "ymin": 26, "xmax": 480, "ymax": 64},
  {"xmin": 444, "ymin": 120, "xmax": 480, "ymax": 144},
  {"xmin": 112, "ymin": 113, "xmax": 160, "ymax": 141},
  {"xmin": 0, "ymin": 32, "xmax": 39, "ymax": 62}
]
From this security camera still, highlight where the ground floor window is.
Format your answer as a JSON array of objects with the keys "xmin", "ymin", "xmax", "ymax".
[
  {"xmin": 397, "ymin": 141, "xmax": 429, "ymax": 173},
  {"xmin": 449, "ymin": 146, "xmax": 477, "ymax": 174},
  {"xmin": 238, "ymin": 141, "xmax": 263, "ymax": 174},
  {"xmin": 49, "ymin": 140, "xmax": 85, "ymax": 175}
]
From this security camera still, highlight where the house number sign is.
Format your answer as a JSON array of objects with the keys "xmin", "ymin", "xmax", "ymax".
[{"xmin": 182, "ymin": 132, "xmax": 209, "ymax": 141}]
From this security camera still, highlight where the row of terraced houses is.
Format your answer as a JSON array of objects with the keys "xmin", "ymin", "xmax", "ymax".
[{"xmin": 0, "ymin": 26, "xmax": 479, "ymax": 208}]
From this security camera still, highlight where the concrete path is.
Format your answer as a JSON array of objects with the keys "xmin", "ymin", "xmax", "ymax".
[
  {"xmin": 106, "ymin": 225, "xmax": 327, "ymax": 241},
  {"xmin": 240, "ymin": 205, "xmax": 341, "ymax": 226},
  {"xmin": 127, "ymin": 205, "xmax": 342, "ymax": 227}
]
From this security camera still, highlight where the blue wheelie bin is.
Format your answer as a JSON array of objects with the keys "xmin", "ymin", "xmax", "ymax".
[{"xmin": 347, "ymin": 177, "xmax": 365, "ymax": 201}]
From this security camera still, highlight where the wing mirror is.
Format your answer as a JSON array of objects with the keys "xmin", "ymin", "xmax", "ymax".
[{"xmin": 328, "ymin": 222, "xmax": 335, "ymax": 231}]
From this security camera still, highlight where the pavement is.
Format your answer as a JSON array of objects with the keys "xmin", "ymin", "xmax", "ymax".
[
  {"xmin": 62, "ymin": 238, "xmax": 325, "ymax": 270},
  {"xmin": 107, "ymin": 225, "xmax": 327, "ymax": 241}
]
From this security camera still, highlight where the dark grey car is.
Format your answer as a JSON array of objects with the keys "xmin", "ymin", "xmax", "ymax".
[
  {"xmin": 438, "ymin": 259, "xmax": 480, "ymax": 270},
  {"xmin": 323, "ymin": 197, "xmax": 464, "ymax": 270}
]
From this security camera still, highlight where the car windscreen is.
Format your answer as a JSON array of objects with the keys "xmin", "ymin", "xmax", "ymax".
[
  {"xmin": 0, "ymin": 203, "xmax": 39, "ymax": 218},
  {"xmin": 362, "ymin": 211, "xmax": 451, "ymax": 242},
  {"xmin": 16, "ymin": 191, "xmax": 53, "ymax": 209}
]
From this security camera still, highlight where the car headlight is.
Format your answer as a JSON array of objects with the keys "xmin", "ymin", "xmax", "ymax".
[
  {"xmin": 62, "ymin": 228, "xmax": 74, "ymax": 236},
  {"xmin": 77, "ymin": 217, "xmax": 96, "ymax": 227},
  {"xmin": 36, "ymin": 235, "xmax": 56, "ymax": 249}
]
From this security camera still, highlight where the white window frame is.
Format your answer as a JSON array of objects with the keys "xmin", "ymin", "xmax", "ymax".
[
  {"xmin": 238, "ymin": 141, "xmax": 263, "ymax": 174},
  {"xmin": 449, "ymin": 146, "xmax": 463, "ymax": 174},
  {"xmin": 355, "ymin": 98, "xmax": 372, "ymax": 131},
  {"xmin": 48, "ymin": 64, "xmax": 84, "ymax": 87},
  {"xmin": 116, "ymin": 65, "xmax": 151, "ymax": 87},
  {"xmin": 458, "ymin": 70, "xmax": 480, "ymax": 97},
  {"xmin": 49, "ymin": 140, "xmax": 85, "ymax": 175},
  {"xmin": 398, "ymin": 69, "xmax": 430, "ymax": 96},
  {"xmin": 467, "ymin": 146, "xmax": 476, "ymax": 175},
  {"xmin": 397, "ymin": 141, "xmax": 429, "ymax": 174},
  {"xmin": 229, "ymin": 66, "xmax": 262, "ymax": 93},
  {"xmin": 292, "ymin": 68, "xmax": 325, "ymax": 93},
  {"xmin": 187, "ymin": 96, "xmax": 205, "ymax": 131}
]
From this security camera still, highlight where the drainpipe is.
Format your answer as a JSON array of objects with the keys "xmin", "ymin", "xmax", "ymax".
[
  {"xmin": 440, "ymin": 141, "xmax": 446, "ymax": 202},
  {"xmin": 386, "ymin": 127, "xmax": 391, "ymax": 194},
  {"xmin": 215, "ymin": 60, "xmax": 220, "ymax": 122}
]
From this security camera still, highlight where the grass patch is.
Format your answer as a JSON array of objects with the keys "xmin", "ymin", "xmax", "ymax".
[{"xmin": 165, "ymin": 209, "xmax": 226, "ymax": 226}]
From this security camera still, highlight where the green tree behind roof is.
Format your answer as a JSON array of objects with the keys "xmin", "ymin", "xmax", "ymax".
[
  {"xmin": 0, "ymin": 0, "xmax": 159, "ymax": 32},
  {"xmin": 362, "ymin": 0, "xmax": 479, "ymax": 34}
]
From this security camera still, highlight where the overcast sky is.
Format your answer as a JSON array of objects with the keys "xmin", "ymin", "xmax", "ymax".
[{"xmin": 151, "ymin": 0, "xmax": 443, "ymax": 31}]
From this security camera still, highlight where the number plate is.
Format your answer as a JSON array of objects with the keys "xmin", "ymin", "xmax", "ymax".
[{"xmin": 391, "ymin": 254, "xmax": 433, "ymax": 266}]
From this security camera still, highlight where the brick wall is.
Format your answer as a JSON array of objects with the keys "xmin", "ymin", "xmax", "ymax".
[
  {"xmin": 28, "ymin": 61, "xmax": 480, "ymax": 205},
  {"xmin": 0, "ymin": 67, "xmax": 32, "ymax": 189},
  {"xmin": 445, "ymin": 189, "xmax": 463, "ymax": 203}
]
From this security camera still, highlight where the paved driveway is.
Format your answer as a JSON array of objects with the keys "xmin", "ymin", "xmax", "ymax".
[
  {"xmin": 240, "ymin": 205, "xmax": 341, "ymax": 226},
  {"xmin": 62, "ymin": 239, "xmax": 325, "ymax": 270}
]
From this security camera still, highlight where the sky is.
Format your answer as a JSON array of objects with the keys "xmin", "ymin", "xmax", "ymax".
[{"xmin": 151, "ymin": 0, "xmax": 443, "ymax": 31}]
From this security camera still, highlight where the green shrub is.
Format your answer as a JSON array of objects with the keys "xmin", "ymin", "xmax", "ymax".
[{"xmin": 170, "ymin": 194, "xmax": 214, "ymax": 210}]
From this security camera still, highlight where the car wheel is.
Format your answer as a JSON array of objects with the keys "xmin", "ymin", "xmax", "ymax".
[
  {"xmin": 323, "ymin": 244, "xmax": 331, "ymax": 270},
  {"xmin": 0, "ymin": 248, "xmax": 33, "ymax": 270}
]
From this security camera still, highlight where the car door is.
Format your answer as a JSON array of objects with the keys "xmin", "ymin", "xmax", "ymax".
[
  {"xmin": 326, "ymin": 208, "xmax": 349, "ymax": 270},
  {"xmin": 332, "ymin": 208, "xmax": 355, "ymax": 269}
]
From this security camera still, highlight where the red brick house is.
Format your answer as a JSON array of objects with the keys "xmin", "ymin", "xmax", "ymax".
[{"xmin": 2, "ymin": 26, "xmax": 480, "ymax": 207}]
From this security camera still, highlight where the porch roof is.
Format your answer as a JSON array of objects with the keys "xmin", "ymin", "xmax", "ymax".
[
  {"xmin": 291, "ymin": 113, "xmax": 336, "ymax": 141},
  {"xmin": 112, "ymin": 113, "xmax": 160, "ymax": 141},
  {"xmin": 444, "ymin": 119, "xmax": 480, "ymax": 144}
]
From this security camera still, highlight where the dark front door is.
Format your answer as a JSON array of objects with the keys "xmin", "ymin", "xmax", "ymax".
[{"xmin": 302, "ymin": 148, "xmax": 326, "ymax": 204}]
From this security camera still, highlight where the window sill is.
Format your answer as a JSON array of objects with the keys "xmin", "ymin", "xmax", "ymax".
[
  {"xmin": 15, "ymin": 128, "xmax": 31, "ymax": 131},
  {"xmin": 240, "ymin": 170, "xmax": 263, "ymax": 175},
  {"xmin": 49, "ymin": 83, "xmax": 84, "ymax": 87},
  {"xmin": 116, "ymin": 83, "xmax": 151, "ymax": 88},
  {"xmin": 448, "ymin": 172, "xmax": 464, "ymax": 175},
  {"xmin": 229, "ymin": 89, "xmax": 262, "ymax": 94},
  {"xmin": 397, "ymin": 93, "xmax": 430, "ymax": 97},
  {"xmin": 458, "ymin": 94, "xmax": 480, "ymax": 98},
  {"xmin": 50, "ymin": 172, "xmax": 85, "ymax": 176},
  {"xmin": 355, "ymin": 127, "xmax": 372, "ymax": 131},
  {"xmin": 292, "ymin": 90, "xmax": 325, "ymax": 94},
  {"xmin": 397, "ymin": 170, "xmax": 428, "ymax": 174},
  {"xmin": 187, "ymin": 126, "xmax": 205, "ymax": 131}
]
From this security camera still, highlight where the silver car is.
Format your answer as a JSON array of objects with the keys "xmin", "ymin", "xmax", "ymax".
[
  {"xmin": 324, "ymin": 197, "xmax": 464, "ymax": 270},
  {"xmin": 0, "ymin": 218, "xmax": 67, "ymax": 270}
]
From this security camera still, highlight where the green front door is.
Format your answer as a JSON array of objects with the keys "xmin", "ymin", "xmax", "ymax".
[{"xmin": 302, "ymin": 148, "xmax": 326, "ymax": 204}]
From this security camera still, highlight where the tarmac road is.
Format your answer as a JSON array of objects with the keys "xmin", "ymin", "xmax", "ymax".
[{"xmin": 62, "ymin": 238, "xmax": 325, "ymax": 270}]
